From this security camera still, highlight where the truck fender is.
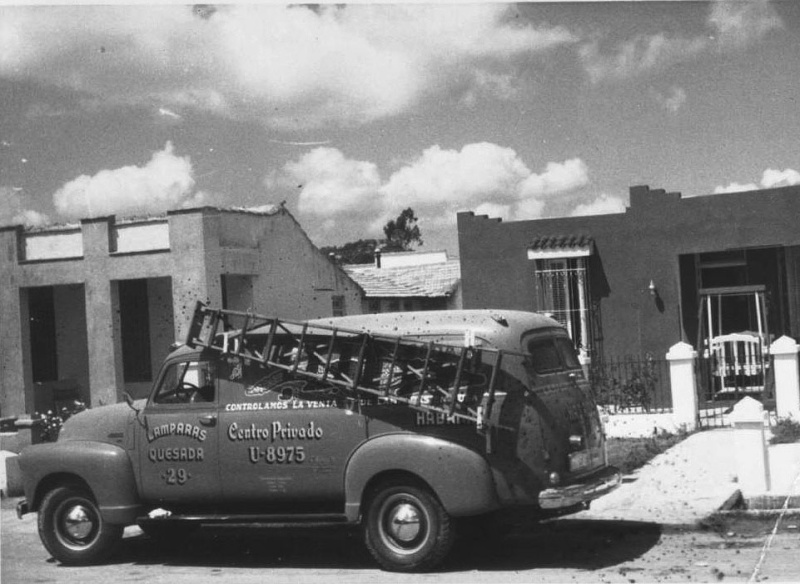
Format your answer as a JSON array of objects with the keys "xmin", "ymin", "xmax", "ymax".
[
  {"xmin": 18, "ymin": 441, "xmax": 141, "ymax": 525},
  {"xmin": 343, "ymin": 433, "xmax": 499, "ymax": 522}
]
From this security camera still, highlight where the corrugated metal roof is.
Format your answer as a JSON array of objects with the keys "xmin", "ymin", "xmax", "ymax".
[{"xmin": 344, "ymin": 259, "xmax": 461, "ymax": 298}]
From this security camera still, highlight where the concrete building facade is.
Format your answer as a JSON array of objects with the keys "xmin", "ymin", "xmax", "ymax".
[
  {"xmin": 457, "ymin": 184, "xmax": 800, "ymax": 363},
  {"xmin": 0, "ymin": 206, "xmax": 363, "ymax": 417}
]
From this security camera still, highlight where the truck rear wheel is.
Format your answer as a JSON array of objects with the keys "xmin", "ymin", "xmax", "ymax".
[
  {"xmin": 364, "ymin": 480, "xmax": 454, "ymax": 572},
  {"xmin": 38, "ymin": 485, "xmax": 123, "ymax": 565}
]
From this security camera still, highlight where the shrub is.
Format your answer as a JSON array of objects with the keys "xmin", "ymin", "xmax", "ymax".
[
  {"xmin": 35, "ymin": 400, "xmax": 88, "ymax": 442},
  {"xmin": 770, "ymin": 417, "xmax": 800, "ymax": 444}
]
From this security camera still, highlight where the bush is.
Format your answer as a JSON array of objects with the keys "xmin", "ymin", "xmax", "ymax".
[
  {"xmin": 770, "ymin": 417, "xmax": 800, "ymax": 444},
  {"xmin": 34, "ymin": 400, "xmax": 88, "ymax": 442}
]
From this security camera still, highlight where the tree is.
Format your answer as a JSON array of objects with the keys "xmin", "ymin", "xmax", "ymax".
[
  {"xmin": 382, "ymin": 208, "xmax": 423, "ymax": 253},
  {"xmin": 322, "ymin": 208, "xmax": 423, "ymax": 265}
]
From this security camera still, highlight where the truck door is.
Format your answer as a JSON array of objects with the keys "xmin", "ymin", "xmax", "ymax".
[
  {"xmin": 216, "ymin": 355, "xmax": 367, "ymax": 505},
  {"xmin": 138, "ymin": 357, "xmax": 220, "ymax": 505}
]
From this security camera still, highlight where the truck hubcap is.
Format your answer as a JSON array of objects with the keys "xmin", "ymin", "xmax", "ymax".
[
  {"xmin": 388, "ymin": 503, "xmax": 421, "ymax": 543},
  {"xmin": 378, "ymin": 492, "xmax": 430, "ymax": 554},
  {"xmin": 57, "ymin": 500, "xmax": 98, "ymax": 547}
]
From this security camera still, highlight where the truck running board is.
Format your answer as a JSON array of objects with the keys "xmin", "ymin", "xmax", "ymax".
[
  {"xmin": 138, "ymin": 512, "xmax": 351, "ymax": 528},
  {"xmin": 185, "ymin": 302, "xmax": 520, "ymax": 443}
]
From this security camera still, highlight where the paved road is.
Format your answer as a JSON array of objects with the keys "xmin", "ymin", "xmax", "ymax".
[{"xmin": 2, "ymin": 496, "xmax": 798, "ymax": 583}]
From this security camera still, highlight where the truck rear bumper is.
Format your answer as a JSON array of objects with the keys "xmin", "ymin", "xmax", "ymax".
[
  {"xmin": 16, "ymin": 499, "xmax": 29, "ymax": 519},
  {"xmin": 538, "ymin": 466, "xmax": 621, "ymax": 510}
]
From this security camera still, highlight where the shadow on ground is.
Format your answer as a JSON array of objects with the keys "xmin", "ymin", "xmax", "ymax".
[{"xmin": 111, "ymin": 518, "xmax": 663, "ymax": 573}]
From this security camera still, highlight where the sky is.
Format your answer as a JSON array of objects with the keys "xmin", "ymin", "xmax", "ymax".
[{"xmin": 1, "ymin": 1, "xmax": 800, "ymax": 255}]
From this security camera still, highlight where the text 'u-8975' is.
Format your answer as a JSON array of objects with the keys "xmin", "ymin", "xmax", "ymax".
[{"xmin": 248, "ymin": 445, "xmax": 306, "ymax": 464}]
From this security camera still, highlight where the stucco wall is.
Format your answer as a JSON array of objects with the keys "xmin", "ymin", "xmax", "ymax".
[
  {"xmin": 0, "ymin": 208, "xmax": 363, "ymax": 415},
  {"xmin": 458, "ymin": 184, "xmax": 800, "ymax": 360}
]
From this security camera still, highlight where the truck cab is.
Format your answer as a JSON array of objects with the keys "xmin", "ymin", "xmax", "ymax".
[{"xmin": 17, "ymin": 305, "xmax": 620, "ymax": 572}]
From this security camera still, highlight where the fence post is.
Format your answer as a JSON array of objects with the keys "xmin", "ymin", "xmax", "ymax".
[
  {"xmin": 666, "ymin": 342, "xmax": 698, "ymax": 432},
  {"xmin": 730, "ymin": 397, "xmax": 771, "ymax": 493},
  {"xmin": 579, "ymin": 352, "xmax": 591, "ymax": 381},
  {"xmin": 769, "ymin": 335, "xmax": 800, "ymax": 420}
]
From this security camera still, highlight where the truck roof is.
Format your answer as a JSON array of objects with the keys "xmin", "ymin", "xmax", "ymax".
[{"xmin": 305, "ymin": 309, "xmax": 564, "ymax": 352}]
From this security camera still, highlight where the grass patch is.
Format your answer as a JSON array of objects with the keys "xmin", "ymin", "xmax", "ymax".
[{"xmin": 606, "ymin": 431, "xmax": 690, "ymax": 475}]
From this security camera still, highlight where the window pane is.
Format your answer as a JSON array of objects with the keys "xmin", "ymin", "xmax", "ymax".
[{"xmin": 527, "ymin": 339, "xmax": 562, "ymax": 374}]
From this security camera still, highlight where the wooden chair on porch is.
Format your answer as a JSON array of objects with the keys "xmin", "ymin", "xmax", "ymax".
[{"xmin": 708, "ymin": 333, "xmax": 767, "ymax": 394}]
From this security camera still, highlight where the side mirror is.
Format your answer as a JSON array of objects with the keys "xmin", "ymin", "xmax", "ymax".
[{"xmin": 124, "ymin": 391, "xmax": 147, "ymax": 428}]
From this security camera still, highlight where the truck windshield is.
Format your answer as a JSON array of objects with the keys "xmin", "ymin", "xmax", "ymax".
[{"xmin": 525, "ymin": 335, "xmax": 582, "ymax": 374}]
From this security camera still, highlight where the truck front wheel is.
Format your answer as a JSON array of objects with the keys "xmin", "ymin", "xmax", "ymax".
[
  {"xmin": 38, "ymin": 485, "xmax": 123, "ymax": 565},
  {"xmin": 364, "ymin": 480, "xmax": 454, "ymax": 572}
]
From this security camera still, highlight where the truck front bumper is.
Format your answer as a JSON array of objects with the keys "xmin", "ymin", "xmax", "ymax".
[
  {"xmin": 16, "ymin": 499, "xmax": 29, "ymax": 519},
  {"xmin": 538, "ymin": 466, "xmax": 621, "ymax": 510}
]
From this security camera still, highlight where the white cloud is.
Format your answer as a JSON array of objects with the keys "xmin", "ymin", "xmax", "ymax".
[
  {"xmin": 473, "ymin": 202, "xmax": 513, "ymax": 221},
  {"xmin": 382, "ymin": 143, "xmax": 531, "ymax": 207},
  {"xmin": 0, "ymin": 4, "xmax": 575, "ymax": 129},
  {"xmin": 713, "ymin": 182, "xmax": 758, "ymax": 194},
  {"xmin": 708, "ymin": 0, "xmax": 783, "ymax": 49},
  {"xmin": 579, "ymin": 34, "xmax": 707, "ymax": 83},
  {"xmin": 53, "ymin": 142, "xmax": 197, "ymax": 219},
  {"xmin": 0, "ymin": 186, "xmax": 51, "ymax": 227},
  {"xmin": 714, "ymin": 167, "xmax": 800, "ymax": 194},
  {"xmin": 570, "ymin": 194, "xmax": 626, "ymax": 217},
  {"xmin": 579, "ymin": 0, "xmax": 782, "ymax": 84},
  {"xmin": 275, "ymin": 143, "xmax": 591, "ymax": 239},
  {"xmin": 281, "ymin": 147, "xmax": 383, "ymax": 217},
  {"xmin": 518, "ymin": 158, "xmax": 589, "ymax": 199},
  {"xmin": 761, "ymin": 168, "xmax": 800, "ymax": 188},
  {"xmin": 650, "ymin": 86, "xmax": 688, "ymax": 113}
]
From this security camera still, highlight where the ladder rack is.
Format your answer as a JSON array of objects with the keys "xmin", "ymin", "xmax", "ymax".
[{"xmin": 185, "ymin": 302, "xmax": 516, "ymax": 434}]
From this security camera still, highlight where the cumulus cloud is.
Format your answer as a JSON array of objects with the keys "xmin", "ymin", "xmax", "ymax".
[
  {"xmin": 281, "ymin": 147, "xmax": 383, "ymax": 217},
  {"xmin": 0, "ymin": 4, "xmax": 575, "ymax": 129},
  {"xmin": 579, "ymin": 0, "xmax": 783, "ymax": 84},
  {"xmin": 275, "ymin": 143, "xmax": 591, "ymax": 239},
  {"xmin": 570, "ymin": 194, "xmax": 626, "ymax": 217},
  {"xmin": 761, "ymin": 168, "xmax": 800, "ymax": 188},
  {"xmin": 382, "ymin": 143, "xmax": 531, "ymax": 206},
  {"xmin": 53, "ymin": 142, "xmax": 199, "ymax": 219},
  {"xmin": 713, "ymin": 167, "xmax": 800, "ymax": 194},
  {"xmin": 0, "ymin": 186, "xmax": 51, "ymax": 227},
  {"xmin": 518, "ymin": 158, "xmax": 589, "ymax": 199}
]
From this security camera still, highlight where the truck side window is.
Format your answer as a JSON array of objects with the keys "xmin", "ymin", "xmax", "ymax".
[
  {"xmin": 526, "ymin": 336, "xmax": 583, "ymax": 374},
  {"xmin": 153, "ymin": 360, "xmax": 216, "ymax": 404},
  {"xmin": 527, "ymin": 339, "xmax": 562, "ymax": 374}
]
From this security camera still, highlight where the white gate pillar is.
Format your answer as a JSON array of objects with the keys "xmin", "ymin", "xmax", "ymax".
[
  {"xmin": 769, "ymin": 335, "xmax": 800, "ymax": 420},
  {"xmin": 731, "ymin": 397, "xmax": 771, "ymax": 493},
  {"xmin": 666, "ymin": 342, "xmax": 698, "ymax": 432}
]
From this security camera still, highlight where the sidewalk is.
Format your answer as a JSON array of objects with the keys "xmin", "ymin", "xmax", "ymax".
[{"xmin": 575, "ymin": 429, "xmax": 800, "ymax": 528}]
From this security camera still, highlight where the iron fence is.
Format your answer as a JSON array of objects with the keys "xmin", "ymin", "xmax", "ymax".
[{"xmin": 589, "ymin": 354, "xmax": 673, "ymax": 413}]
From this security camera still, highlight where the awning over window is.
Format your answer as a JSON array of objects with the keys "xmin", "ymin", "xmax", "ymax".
[{"xmin": 527, "ymin": 235, "xmax": 594, "ymax": 260}]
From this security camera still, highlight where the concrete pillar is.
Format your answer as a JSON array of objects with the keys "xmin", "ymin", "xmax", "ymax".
[
  {"xmin": 731, "ymin": 397, "xmax": 771, "ymax": 493},
  {"xmin": 578, "ymin": 352, "xmax": 591, "ymax": 381},
  {"xmin": 84, "ymin": 279, "xmax": 123, "ymax": 407},
  {"xmin": 770, "ymin": 335, "xmax": 800, "ymax": 420},
  {"xmin": 666, "ymin": 342, "xmax": 698, "ymax": 432}
]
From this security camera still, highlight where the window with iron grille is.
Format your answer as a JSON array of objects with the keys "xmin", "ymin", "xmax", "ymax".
[{"xmin": 534, "ymin": 257, "xmax": 591, "ymax": 353}]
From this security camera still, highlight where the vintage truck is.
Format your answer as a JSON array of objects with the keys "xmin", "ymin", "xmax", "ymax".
[{"xmin": 17, "ymin": 303, "xmax": 620, "ymax": 572}]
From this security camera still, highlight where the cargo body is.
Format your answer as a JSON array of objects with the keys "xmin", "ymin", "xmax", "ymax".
[{"xmin": 17, "ymin": 304, "xmax": 620, "ymax": 572}]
